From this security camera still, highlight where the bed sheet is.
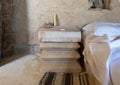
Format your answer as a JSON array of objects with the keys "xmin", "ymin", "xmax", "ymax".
[{"xmin": 109, "ymin": 46, "xmax": 120, "ymax": 85}]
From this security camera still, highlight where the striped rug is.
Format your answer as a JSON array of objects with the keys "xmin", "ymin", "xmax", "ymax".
[{"xmin": 39, "ymin": 72, "xmax": 89, "ymax": 85}]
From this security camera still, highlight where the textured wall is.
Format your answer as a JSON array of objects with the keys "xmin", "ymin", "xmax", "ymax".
[{"xmin": 13, "ymin": 0, "xmax": 120, "ymax": 53}]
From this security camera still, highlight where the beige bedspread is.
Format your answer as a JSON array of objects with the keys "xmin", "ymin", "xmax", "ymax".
[{"xmin": 83, "ymin": 34, "xmax": 111, "ymax": 85}]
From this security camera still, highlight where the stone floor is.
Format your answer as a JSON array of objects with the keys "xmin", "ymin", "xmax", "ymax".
[
  {"xmin": 0, "ymin": 54, "xmax": 44, "ymax": 85},
  {"xmin": 0, "ymin": 54, "xmax": 82, "ymax": 85}
]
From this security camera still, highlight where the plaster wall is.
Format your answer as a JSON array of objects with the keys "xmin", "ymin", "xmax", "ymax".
[{"xmin": 13, "ymin": 0, "xmax": 120, "ymax": 53}]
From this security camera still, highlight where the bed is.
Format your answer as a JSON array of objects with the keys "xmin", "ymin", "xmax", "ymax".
[{"xmin": 81, "ymin": 22, "xmax": 120, "ymax": 85}]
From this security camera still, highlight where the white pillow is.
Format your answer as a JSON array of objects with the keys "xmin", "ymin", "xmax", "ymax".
[
  {"xmin": 94, "ymin": 23, "xmax": 120, "ymax": 41},
  {"xmin": 82, "ymin": 22, "xmax": 120, "ymax": 31},
  {"xmin": 82, "ymin": 22, "xmax": 120, "ymax": 41},
  {"xmin": 82, "ymin": 22, "xmax": 96, "ymax": 31},
  {"xmin": 94, "ymin": 24, "xmax": 120, "ymax": 36}
]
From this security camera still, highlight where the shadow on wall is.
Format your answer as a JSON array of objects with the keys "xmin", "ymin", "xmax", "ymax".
[
  {"xmin": 0, "ymin": 2, "xmax": 2, "ymax": 60},
  {"xmin": 13, "ymin": 0, "xmax": 29, "ymax": 54},
  {"xmin": 0, "ymin": 0, "xmax": 15, "ymax": 58}
]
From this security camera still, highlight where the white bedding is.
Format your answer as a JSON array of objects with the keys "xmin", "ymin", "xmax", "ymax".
[
  {"xmin": 82, "ymin": 22, "xmax": 120, "ymax": 85},
  {"xmin": 110, "ymin": 47, "xmax": 120, "ymax": 85}
]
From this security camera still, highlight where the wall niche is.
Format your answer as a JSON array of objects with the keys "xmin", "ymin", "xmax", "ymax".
[{"xmin": 88, "ymin": 0, "xmax": 111, "ymax": 9}]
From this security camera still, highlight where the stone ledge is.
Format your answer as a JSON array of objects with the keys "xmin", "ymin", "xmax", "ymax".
[
  {"xmin": 40, "ymin": 50, "xmax": 80, "ymax": 61},
  {"xmin": 39, "ymin": 42, "xmax": 80, "ymax": 50}
]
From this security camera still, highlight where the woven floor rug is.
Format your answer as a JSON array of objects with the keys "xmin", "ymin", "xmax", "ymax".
[{"xmin": 39, "ymin": 72, "xmax": 89, "ymax": 85}]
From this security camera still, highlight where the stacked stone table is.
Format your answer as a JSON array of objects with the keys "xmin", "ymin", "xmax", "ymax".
[{"xmin": 38, "ymin": 26, "xmax": 81, "ymax": 73}]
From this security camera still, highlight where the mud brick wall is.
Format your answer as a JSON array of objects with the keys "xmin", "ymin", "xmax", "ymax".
[
  {"xmin": 0, "ymin": 0, "xmax": 14, "ymax": 58},
  {"xmin": 13, "ymin": 0, "xmax": 120, "ymax": 53}
]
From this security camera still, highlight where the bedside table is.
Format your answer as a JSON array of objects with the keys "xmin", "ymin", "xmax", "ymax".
[{"xmin": 38, "ymin": 26, "xmax": 81, "ymax": 72}]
